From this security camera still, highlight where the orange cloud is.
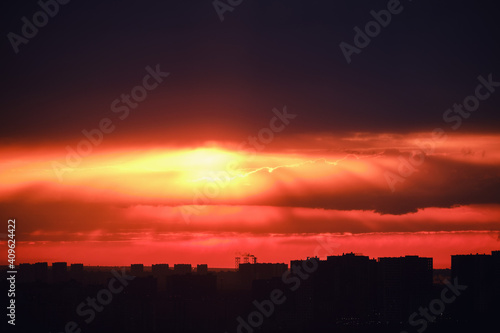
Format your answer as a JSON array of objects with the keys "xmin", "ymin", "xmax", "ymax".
[{"xmin": 1, "ymin": 132, "xmax": 499, "ymax": 266}]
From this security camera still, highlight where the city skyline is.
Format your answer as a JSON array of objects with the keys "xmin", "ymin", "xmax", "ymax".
[
  {"xmin": 5, "ymin": 250, "xmax": 499, "ymax": 332},
  {"xmin": 2, "ymin": 0, "xmax": 500, "ymax": 291},
  {"xmin": 7, "ymin": 249, "xmax": 500, "ymax": 270},
  {"xmin": 3, "ymin": 1, "xmax": 500, "ymax": 332}
]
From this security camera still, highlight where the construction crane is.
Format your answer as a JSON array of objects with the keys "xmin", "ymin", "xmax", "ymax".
[{"xmin": 235, "ymin": 253, "xmax": 257, "ymax": 269}]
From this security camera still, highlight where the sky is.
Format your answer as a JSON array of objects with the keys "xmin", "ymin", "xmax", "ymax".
[{"xmin": 1, "ymin": 0, "xmax": 500, "ymax": 268}]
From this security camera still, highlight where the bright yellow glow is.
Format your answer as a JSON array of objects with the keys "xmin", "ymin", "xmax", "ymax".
[
  {"xmin": 0, "ymin": 144, "xmax": 391, "ymax": 203},
  {"xmin": 114, "ymin": 148, "xmax": 241, "ymax": 174}
]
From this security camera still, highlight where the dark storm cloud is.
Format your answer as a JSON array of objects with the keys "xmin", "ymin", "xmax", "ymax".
[
  {"xmin": 1, "ymin": 0, "xmax": 500, "ymax": 144},
  {"xmin": 248, "ymin": 155, "xmax": 500, "ymax": 214}
]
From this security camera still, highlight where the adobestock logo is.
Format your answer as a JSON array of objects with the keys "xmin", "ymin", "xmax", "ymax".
[
  {"xmin": 7, "ymin": 0, "xmax": 71, "ymax": 54},
  {"xmin": 212, "ymin": 0, "xmax": 244, "ymax": 22},
  {"xmin": 51, "ymin": 64, "xmax": 169, "ymax": 182},
  {"xmin": 385, "ymin": 73, "xmax": 499, "ymax": 192},
  {"xmin": 340, "ymin": 0, "xmax": 412, "ymax": 64},
  {"xmin": 51, "ymin": 269, "xmax": 135, "ymax": 333},
  {"xmin": 180, "ymin": 106, "xmax": 297, "ymax": 223},
  {"xmin": 228, "ymin": 238, "xmax": 338, "ymax": 333},
  {"xmin": 401, "ymin": 278, "xmax": 467, "ymax": 333}
]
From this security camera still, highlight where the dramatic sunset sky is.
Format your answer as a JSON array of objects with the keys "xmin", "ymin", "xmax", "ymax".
[{"xmin": 1, "ymin": 0, "xmax": 500, "ymax": 268}]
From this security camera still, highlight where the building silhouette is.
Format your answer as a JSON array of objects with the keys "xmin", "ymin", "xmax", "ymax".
[
  {"xmin": 69, "ymin": 263, "xmax": 84, "ymax": 282},
  {"xmin": 52, "ymin": 262, "xmax": 68, "ymax": 283},
  {"xmin": 152, "ymin": 263, "xmax": 170, "ymax": 291},
  {"xmin": 5, "ymin": 251, "xmax": 499, "ymax": 333},
  {"xmin": 19, "ymin": 263, "xmax": 34, "ymax": 283},
  {"xmin": 166, "ymin": 273, "xmax": 217, "ymax": 298},
  {"xmin": 174, "ymin": 264, "xmax": 192, "ymax": 275},
  {"xmin": 451, "ymin": 251, "xmax": 500, "ymax": 320},
  {"xmin": 315, "ymin": 253, "xmax": 378, "ymax": 321},
  {"xmin": 239, "ymin": 262, "xmax": 288, "ymax": 290},
  {"xmin": 377, "ymin": 255, "xmax": 433, "ymax": 321},
  {"xmin": 197, "ymin": 264, "xmax": 208, "ymax": 275},
  {"xmin": 152, "ymin": 263, "xmax": 169, "ymax": 275},
  {"xmin": 33, "ymin": 262, "xmax": 48, "ymax": 282},
  {"xmin": 131, "ymin": 263, "xmax": 144, "ymax": 276}
]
